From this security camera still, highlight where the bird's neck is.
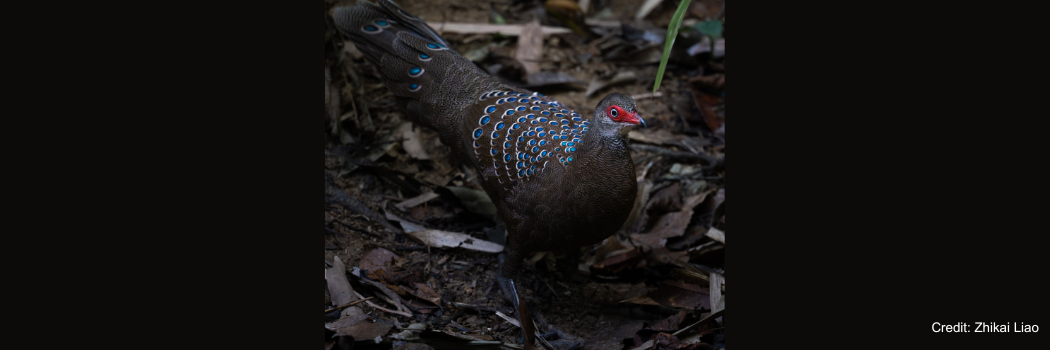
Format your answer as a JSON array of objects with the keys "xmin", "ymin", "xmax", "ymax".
[{"xmin": 573, "ymin": 128, "xmax": 631, "ymax": 172}]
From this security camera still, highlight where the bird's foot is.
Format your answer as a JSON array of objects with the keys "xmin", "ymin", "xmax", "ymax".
[
  {"xmin": 496, "ymin": 274, "xmax": 537, "ymax": 350},
  {"xmin": 532, "ymin": 320, "xmax": 584, "ymax": 350},
  {"xmin": 496, "ymin": 277, "xmax": 584, "ymax": 350}
]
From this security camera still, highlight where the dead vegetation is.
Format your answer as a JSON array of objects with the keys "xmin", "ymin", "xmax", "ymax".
[{"xmin": 326, "ymin": 1, "xmax": 725, "ymax": 349}]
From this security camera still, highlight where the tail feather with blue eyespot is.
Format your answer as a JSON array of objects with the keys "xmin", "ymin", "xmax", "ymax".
[
  {"xmin": 332, "ymin": 0, "xmax": 482, "ymax": 106},
  {"xmin": 334, "ymin": 0, "xmax": 505, "ymax": 164}
]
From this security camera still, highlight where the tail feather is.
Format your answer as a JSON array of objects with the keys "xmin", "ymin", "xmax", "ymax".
[
  {"xmin": 333, "ymin": 1, "xmax": 463, "ymax": 99},
  {"xmin": 372, "ymin": 0, "xmax": 448, "ymax": 47},
  {"xmin": 333, "ymin": 0, "xmax": 499, "ymax": 149}
]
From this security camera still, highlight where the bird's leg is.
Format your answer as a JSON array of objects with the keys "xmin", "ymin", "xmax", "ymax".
[
  {"xmin": 497, "ymin": 235, "xmax": 537, "ymax": 350},
  {"xmin": 524, "ymin": 252, "xmax": 586, "ymax": 350}
]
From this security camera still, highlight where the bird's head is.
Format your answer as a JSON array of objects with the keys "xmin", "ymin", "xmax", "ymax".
[{"xmin": 594, "ymin": 93, "xmax": 645, "ymax": 137}]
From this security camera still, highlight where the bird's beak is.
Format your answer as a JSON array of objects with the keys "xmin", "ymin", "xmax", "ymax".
[{"xmin": 627, "ymin": 112, "xmax": 647, "ymax": 128}]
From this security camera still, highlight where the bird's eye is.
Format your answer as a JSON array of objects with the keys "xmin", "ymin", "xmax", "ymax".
[{"xmin": 607, "ymin": 105, "xmax": 626, "ymax": 122}]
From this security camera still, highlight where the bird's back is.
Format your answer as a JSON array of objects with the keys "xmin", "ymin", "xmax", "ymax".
[{"xmin": 335, "ymin": 1, "xmax": 637, "ymax": 245}]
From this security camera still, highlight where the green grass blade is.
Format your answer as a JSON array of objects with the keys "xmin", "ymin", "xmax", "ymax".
[{"xmin": 653, "ymin": 0, "xmax": 692, "ymax": 94}]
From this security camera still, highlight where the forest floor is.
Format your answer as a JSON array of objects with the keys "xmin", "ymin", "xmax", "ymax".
[{"xmin": 326, "ymin": 1, "xmax": 725, "ymax": 349}]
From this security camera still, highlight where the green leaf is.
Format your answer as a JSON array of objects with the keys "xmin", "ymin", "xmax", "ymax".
[
  {"xmin": 653, "ymin": 0, "xmax": 692, "ymax": 94},
  {"xmin": 489, "ymin": 3, "xmax": 506, "ymax": 25},
  {"xmin": 696, "ymin": 20, "xmax": 723, "ymax": 38}
]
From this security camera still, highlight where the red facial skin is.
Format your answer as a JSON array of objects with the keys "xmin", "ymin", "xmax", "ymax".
[{"xmin": 607, "ymin": 105, "xmax": 642, "ymax": 125}]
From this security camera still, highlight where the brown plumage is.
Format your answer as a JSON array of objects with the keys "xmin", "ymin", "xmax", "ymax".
[{"xmin": 334, "ymin": 2, "xmax": 645, "ymax": 348}]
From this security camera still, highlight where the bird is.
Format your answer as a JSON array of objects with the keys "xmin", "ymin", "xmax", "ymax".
[{"xmin": 333, "ymin": 1, "xmax": 645, "ymax": 348}]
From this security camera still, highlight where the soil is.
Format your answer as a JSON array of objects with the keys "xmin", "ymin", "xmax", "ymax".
[{"xmin": 326, "ymin": 1, "xmax": 725, "ymax": 349}]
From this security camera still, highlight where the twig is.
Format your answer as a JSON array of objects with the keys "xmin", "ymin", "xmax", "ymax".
[
  {"xmin": 540, "ymin": 277, "xmax": 561, "ymax": 301},
  {"xmin": 454, "ymin": 302, "xmax": 512, "ymax": 314},
  {"xmin": 325, "ymin": 170, "xmax": 401, "ymax": 234},
  {"xmin": 325, "ymin": 297, "xmax": 373, "ymax": 314},
  {"xmin": 629, "ymin": 144, "xmax": 724, "ymax": 172},
  {"xmin": 352, "ymin": 290, "xmax": 413, "ymax": 317},
  {"xmin": 423, "ymin": 22, "xmax": 571, "ymax": 36},
  {"xmin": 495, "ymin": 311, "xmax": 556, "ymax": 350},
  {"xmin": 393, "ymin": 245, "xmax": 428, "ymax": 251},
  {"xmin": 335, "ymin": 219, "xmax": 383, "ymax": 238},
  {"xmin": 672, "ymin": 308, "xmax": 725, "ymax": 337}
]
